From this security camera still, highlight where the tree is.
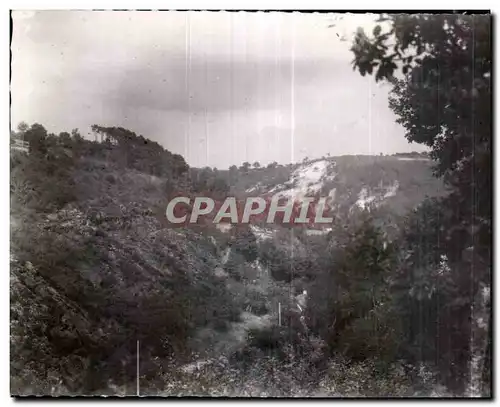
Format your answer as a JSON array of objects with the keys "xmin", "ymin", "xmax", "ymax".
[
  {"xmin": 24, "ymin": 123, "xmax": 48, "ymax": 154},
  {"xmin": 231, "ymin": 226, "xmax": 258, "ymax": 263},
  {"xmin": 351, "ymin": 14, "xmax": 491, "ymax": 394},
  {"xmin": 11, "ymin": 123, "xmax": 77, "ymax": 211},
  {"xmin": 351, "ymin": 14, "xmax": 490, "ymax": 211},
  {"xmin": 171, "ymin": 154, "xmax": 189, "ymax": 177},
  {"xmin": 88, "ymin": 125, "xmax": 189, "ymax": 178},
  {"xmin": 240, "ymin": 162, "xmax": 251, "ymax": 173},
  {"xmin": 17, "ymin": 121, "xmax": 29, "ymax": 134},
  {"xmin": 258, "ymin": 230, "xmax": 313, "ymax": 283},
  {"xmin": 69, "ymin": 128, "xmax": 83, "ymax": 143},
  {"xmin": 307, "ymin": 216, "xmax": 398, "ymax": 363},
  {"xmin": 58, "ymin": 132, "xmax": 72, "ymax": 148},
  {"xmin": 392, "ymin": 198, "xmax": 473, "ymax": 391},
  {"xmin": 253, "ymin": 161, "xmax": 261, "ymax": 169}
]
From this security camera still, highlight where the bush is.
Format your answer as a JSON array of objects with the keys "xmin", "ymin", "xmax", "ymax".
[
  {"xmin": 231, "ymin": 227, "xmax": 258, "ymax": 263},
  {"xmin": 307, "ymin": 217, "xmax": 400, "ymax": 366},
  {"xmin": 258, "ymin": 233, "xmax": 312, "ymax": 283}
]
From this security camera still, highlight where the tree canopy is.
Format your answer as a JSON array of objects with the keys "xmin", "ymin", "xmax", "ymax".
[{"xmin": 351, "ymin": 13, "xmax": 491, "ymax": 394}]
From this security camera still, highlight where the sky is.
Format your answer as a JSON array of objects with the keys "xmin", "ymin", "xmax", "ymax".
[{"xmin": 11, "ymin": 11, "xmax": 427, "ymax": 168}]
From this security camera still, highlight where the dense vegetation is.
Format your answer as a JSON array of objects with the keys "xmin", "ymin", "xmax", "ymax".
[
  {"xmin": 351, "ymin": 13, "xmax": 491, "ymax": 396},
  {"xmin": 10, "ymin": 124, "xmax": 241, "ymax": 395},
  {"xmin": 10, "ymin": 13, "xmax": 490, "ymax": 398}
]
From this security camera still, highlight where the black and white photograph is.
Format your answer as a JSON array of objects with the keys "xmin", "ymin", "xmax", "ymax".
[{"xmin": 9, "ymin": 9, "xmax": 492, "ymax": 398}]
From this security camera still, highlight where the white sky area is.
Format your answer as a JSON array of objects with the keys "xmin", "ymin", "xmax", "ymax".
[{"xmin": 11, "ymin": 11, "xmax": 427, "ymax": 168}]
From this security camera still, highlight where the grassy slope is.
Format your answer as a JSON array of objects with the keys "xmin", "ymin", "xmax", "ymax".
[
  {"xmin": 10, "ymin": 149, "xmax": 450, "ymax": 396},
  {"xmin": 10, "ymin": 154, "xmax": 240, "ymax": 395},
  {"xmin": 219, "ymin": 155, "xmax": 446, "ymax": 214}
]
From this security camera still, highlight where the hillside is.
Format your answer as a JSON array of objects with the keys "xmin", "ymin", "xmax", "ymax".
[
  {"xmin": 10, "ymin": 134, "xmax": 240, "ymax": 395},
  {"xmin": 9, "ymin": 10, "xmax": 492, "ymax": 399},
  {"xmin": 10, "ymin": 123, "xmax": 473, "ymax": 397},
  {"xmin": 202, "ymin": 155, "xmax": 445, "ymax": 240},
  {"xmin": 236, "ymin": 155, "xmax": 444, "ymax": 215}
]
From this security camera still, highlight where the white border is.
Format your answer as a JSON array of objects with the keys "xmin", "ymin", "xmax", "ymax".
[
  {"xmin": 3, "ymin": 0, "xmax": 497, "ymax": 10},
  {"xmin": 2, "ymin": 1, "xmax": 498, "ymax": 406}
]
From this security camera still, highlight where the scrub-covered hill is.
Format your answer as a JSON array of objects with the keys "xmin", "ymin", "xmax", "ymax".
[{"xmin": 10, "ymin": 124, "xmax": 472, "ymax": 397}]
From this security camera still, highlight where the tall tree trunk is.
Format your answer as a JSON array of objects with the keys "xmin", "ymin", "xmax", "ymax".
[{"xmin": 466, "ymin": 282, "xmax": 490, "ymax": 397}]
